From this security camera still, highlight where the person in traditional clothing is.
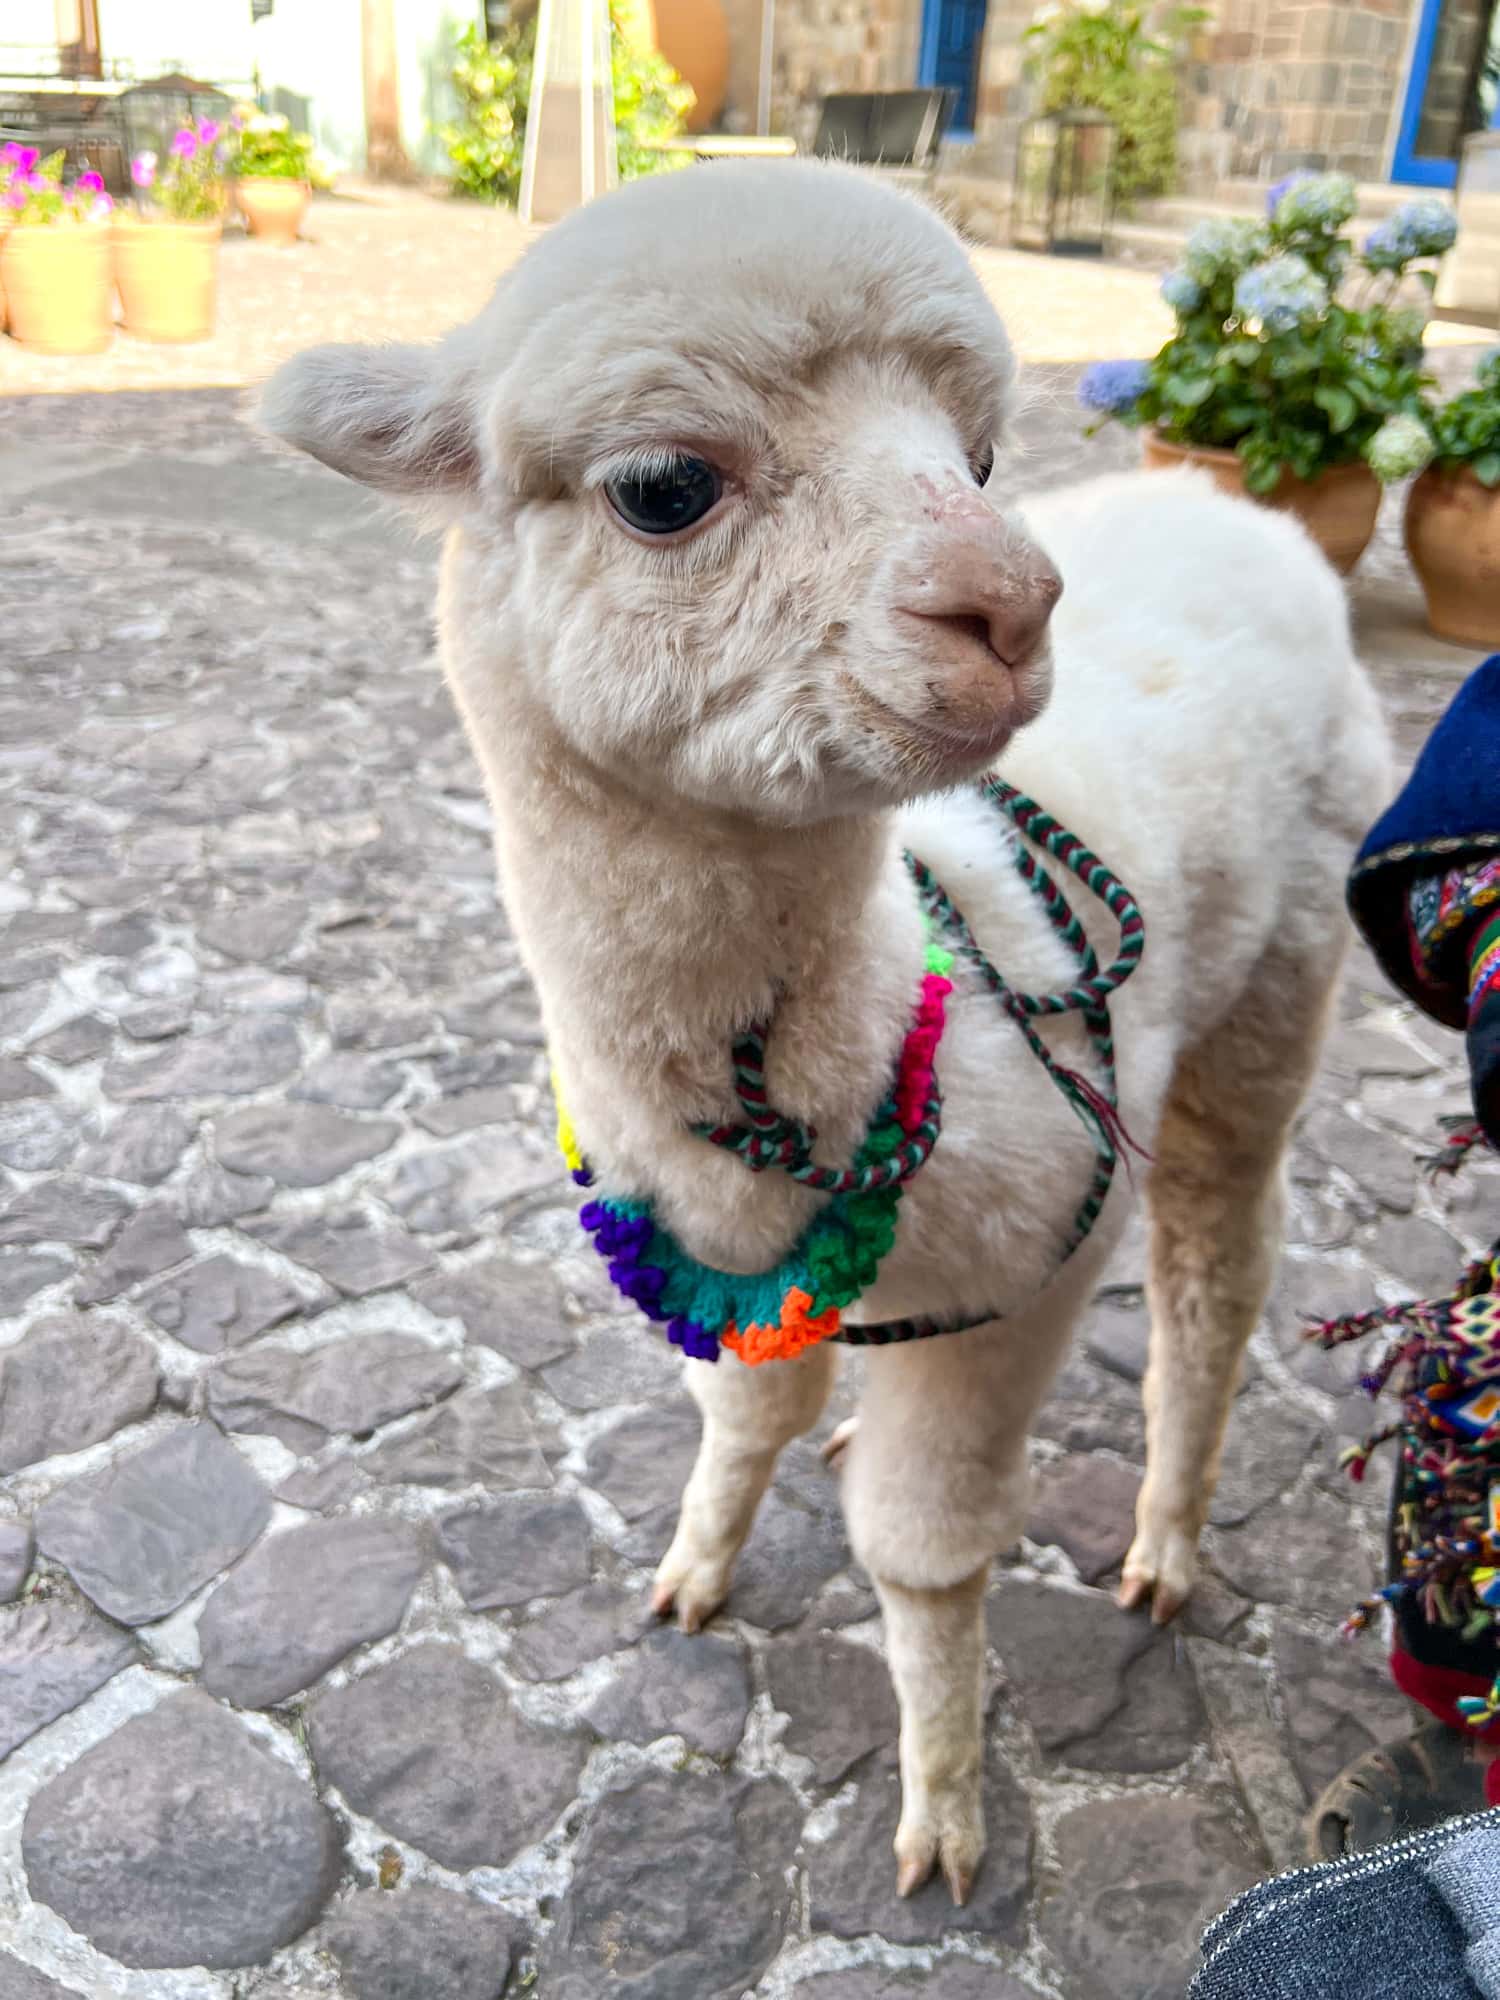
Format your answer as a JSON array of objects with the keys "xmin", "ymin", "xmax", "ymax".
[
  {"xmin": 1187, "ymin": 655, "xmax": 1500, "ymax": 2000},
  {"xmin": 1308, "ymin": 650, "xmax": 1500, "ymax": 1853}
]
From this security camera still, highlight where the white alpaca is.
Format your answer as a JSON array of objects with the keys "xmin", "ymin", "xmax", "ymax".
[{"xmin": 263, "ymin": 161, "xmax": 1392, "ymax": 1906}]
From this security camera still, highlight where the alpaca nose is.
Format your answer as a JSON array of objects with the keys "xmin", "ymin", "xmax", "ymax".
[{"xmin": 901, "ymin": 537, "xmax": 1062, "ymax": 668}]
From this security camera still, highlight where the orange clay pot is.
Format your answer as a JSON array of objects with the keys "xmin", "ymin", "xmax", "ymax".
[
  {"xmin": 1405, "ymin": 464, "xmax": 1500, "ymax": 649},
  {"xmin": 1142, "ymin": 429, "xmax": 1382, "ymax": 577},
  {"xmin": 235, "ymin": 177, "xmax": 310, "ymax": 246},
  {"xmin": 112, "ymin": 215, "xmax": 221, "ymax": 344},
  {"xmin": 0, "ymin": 221, "xmax": 113, "ymax": 354}
]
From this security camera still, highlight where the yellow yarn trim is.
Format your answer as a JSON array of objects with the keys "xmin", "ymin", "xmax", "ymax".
[{"xmin": 552, "ymin": 1069, "xmax": 584, "ymax": 1177}]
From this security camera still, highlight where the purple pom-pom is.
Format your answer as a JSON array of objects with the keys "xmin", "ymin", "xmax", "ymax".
[{"xmin": 669, "ymin": 1318, "xmax": 720, "ymax": 1363}]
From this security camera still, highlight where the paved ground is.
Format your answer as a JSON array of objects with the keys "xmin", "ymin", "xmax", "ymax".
[{"xmin": 2, "ymin": 192, "xmax": 1499, "ymax": 2000}]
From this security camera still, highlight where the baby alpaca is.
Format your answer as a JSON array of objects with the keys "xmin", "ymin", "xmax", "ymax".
[{"xmin": 263, "ymin": 162, "xmax": 1392, "ymax": 1905}]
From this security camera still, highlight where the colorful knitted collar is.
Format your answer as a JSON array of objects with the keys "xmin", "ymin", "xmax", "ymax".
[{"xmin": 553, "ymin": 779, "xmax": 1146, "ymax": 1366}]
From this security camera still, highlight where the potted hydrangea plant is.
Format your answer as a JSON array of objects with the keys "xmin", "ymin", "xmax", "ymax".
[
  {"xmin": 1405, "ymin": 348, "xmax": 1500, "ymax": 647},
  {"xmin": 0, "ymin": 145, "xmax": 115, "ymax": 354},
  {"xmin": 1078, "ymin": 174, "xmax": 1455, "ymax": 572},
  {"xmin": 229, "ymin": 108, "xmax": 329, "ymax": 246},
  {"xmin": 114, "ymin": 117, "xmax": 226, "ymax": 344}
]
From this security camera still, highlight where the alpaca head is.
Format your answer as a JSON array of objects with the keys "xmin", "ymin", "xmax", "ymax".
[{"xmin": 262, "ymin": 162, "xmax": 1060, "ymax": 825}]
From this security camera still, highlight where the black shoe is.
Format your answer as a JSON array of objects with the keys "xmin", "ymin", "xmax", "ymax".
[{"xmin": 1305, "ymin": 1719, "xmax": 1496, "ymax": 1860}]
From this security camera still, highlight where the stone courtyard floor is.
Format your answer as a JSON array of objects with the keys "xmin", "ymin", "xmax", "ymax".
[{"xmin": 2, "ymin": 186, "xmax": 1499, "ymax": 2000}]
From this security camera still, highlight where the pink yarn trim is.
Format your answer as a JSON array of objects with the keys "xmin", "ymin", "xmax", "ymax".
[{"xmin": 893, "ymin": 971, "xmax": 952, "ymax": 1136}]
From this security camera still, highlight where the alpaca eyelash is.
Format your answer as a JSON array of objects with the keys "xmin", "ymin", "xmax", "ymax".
[{"xmin": 590, "ymin": 446, "xmax": 728, "ymax": 491}]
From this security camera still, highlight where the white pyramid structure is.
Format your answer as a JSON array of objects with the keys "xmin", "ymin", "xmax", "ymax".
[{"xmin": 519, "ymin": 0, "xmax": 618, "ymax": 225}]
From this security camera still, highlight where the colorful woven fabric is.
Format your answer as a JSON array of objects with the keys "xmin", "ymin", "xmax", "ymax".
[
  {"xmin": 1312, "ymin": 1236, "xmax": 1500, "ymax": 1726},
  {"xmin": 555, "ymin": 779, "xmax": 1147, "ymax": 1365}
]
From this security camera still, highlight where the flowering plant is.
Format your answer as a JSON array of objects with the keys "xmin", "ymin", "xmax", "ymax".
[
  {"xmin": 228, "ymin": 107, "xmax": 331, "ymax": 185},
  {"xmin": 131, "ymin": 118, "xmax": 226, "ymax": 222},
  {"xmin": 1424, "ymin": 348, "xmax": 1500, "ymax": 489},
  {"xmin": 0, "ymin": 144, "xmax": 113, "ymax": 225},
  {"xmin": 1079, "ymin": 174, "xmax": 1455, "ymax": 491}
]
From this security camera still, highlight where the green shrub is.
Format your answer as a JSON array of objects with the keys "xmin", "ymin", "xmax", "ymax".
[
  {"xmin": 1025, "ymin": 1, "xmax": 1207, "ymax": 205},
  {"xmin": 442, "ymin": 12, "xmax": 694, "ymax": 206}
]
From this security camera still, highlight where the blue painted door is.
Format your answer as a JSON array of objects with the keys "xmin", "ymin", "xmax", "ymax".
[
  {"xmin": 919, "ymin": 0, "xmax": 987, "ymax": 136},
  {"xmin": 1394, "ymin": 0, "xmax": 1500, "ymax": 186}
]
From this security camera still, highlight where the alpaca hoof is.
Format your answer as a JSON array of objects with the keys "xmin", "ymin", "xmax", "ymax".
[
  {"xmin": 652, "ymin": 1534, "xmax": 734, "ymax": 1633},
  {"xmin": 894, "ymin": 1800, "xmax": 983, "ymax": 1907},
  {"xmin": 821, "ymin": 1418, "xmax": 859, "ymax": 1470},
  {"xmin": 1119, "ymin": 1520, "xmax": 1196, "ymax": 1624}
]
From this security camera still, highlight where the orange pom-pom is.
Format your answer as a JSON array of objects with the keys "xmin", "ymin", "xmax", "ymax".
[{"xmin": 723, "ymin": 1287, "xmax": 842, "ymax": 1366}]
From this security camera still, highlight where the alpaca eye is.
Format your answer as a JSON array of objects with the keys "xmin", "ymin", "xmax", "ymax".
[
  {"xmin": 970, "ymin": 442, "xmax": 995, "ymax": 487},
  {"xmin": 605, "ymin": 455, "xmax": 723, "ymax": 535}
]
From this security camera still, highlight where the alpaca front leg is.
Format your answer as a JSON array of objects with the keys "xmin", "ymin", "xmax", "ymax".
[
  {"xmin": 652, "ymin": 1340, "xmax": 838, "ymax": 1630},
  {"xmin": 841, "ymin": 1316, "xmax": 1057, "ymax": 1904},
  {"xmin": 878, "ymin": 1566, "xmax": 989, "ymax": 1904}
]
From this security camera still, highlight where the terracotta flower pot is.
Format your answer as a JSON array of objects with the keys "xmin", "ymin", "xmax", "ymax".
[
  {"xmin": 1141, "ymin": 430, "xmax": 1382, "ymax": 577},
  {"xmin": 113, "ymin": 215, "xmax": 221, "ymax": 344},
  {"xmin": 1405, "ymin": 465, "xmax": 1500, "ymax": 648},
  {"xmin": 236, "ymin": 177, "xmax": 310, "ymax": 246},
  {"xmin": 0, "ymin": 223, "xmax": 113, "ymax": 355}
]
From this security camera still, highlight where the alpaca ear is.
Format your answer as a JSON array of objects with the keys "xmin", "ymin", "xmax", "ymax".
[{"xmin": 258, "ymin": 341, "xmax": 480, "ymax": 496}]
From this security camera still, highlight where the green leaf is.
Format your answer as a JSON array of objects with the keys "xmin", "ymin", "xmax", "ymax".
[
  {"xmin": 1475, "ymin": 451, "xmax": 1500, "ymax": 487},
  {"xmin": 1313, "ymin": 386, "xmax": 1358, "ymax": 434},
  {"xmin": 1162, "ymin": 374, "xmax": 1214, "ymax": 410}
]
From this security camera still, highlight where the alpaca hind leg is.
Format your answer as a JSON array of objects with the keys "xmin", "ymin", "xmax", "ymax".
[
  {"xmin": 653, "ymin": 1341, "xmax": 839, "ymax": 1630},
  {"xmin": 1121, "ymin": 945, "xmax": 1341, "ymax": 1622}
]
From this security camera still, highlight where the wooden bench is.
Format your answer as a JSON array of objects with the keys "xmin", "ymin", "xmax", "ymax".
[{"xmin": 811, "ymin": 88, "xmax": 956, "ymax": 188}]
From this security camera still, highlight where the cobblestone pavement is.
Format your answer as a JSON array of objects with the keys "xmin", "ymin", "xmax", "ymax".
[{"xmin": 2, "ymin": 345, "xmax": 1498, "ymax": 2000}]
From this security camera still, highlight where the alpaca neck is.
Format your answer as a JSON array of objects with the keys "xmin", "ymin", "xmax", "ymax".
[{"xmin": 485, "ymin": 724, "xmax": 928, "ymax": 1140}]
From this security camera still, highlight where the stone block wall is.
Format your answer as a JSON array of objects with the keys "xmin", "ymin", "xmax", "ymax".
[
  {"xmin": 762, "ymin": 0, "xmax": 925, "ymax": 147},
  {"xmin": 1179, "ymin": 0, "xmax": 1419, "ymax": 184}
]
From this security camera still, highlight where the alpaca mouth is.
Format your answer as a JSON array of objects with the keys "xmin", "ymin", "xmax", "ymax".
[{"xmin": 836, "ymin": 671, "xmax": 1021, "ymax": 777}]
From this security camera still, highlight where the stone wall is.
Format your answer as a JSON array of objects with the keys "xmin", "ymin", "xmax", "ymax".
[
  {"xmin": 1178, "ymin": 0, "xmax": 1419, "ymax": 185},
  {"xmin": 719, "ymin": 0, "xmax": 1470, "ymax": 187},
  {"xmin": 766, "ymin": 0, "xmax": 925, "ymax": 146}
]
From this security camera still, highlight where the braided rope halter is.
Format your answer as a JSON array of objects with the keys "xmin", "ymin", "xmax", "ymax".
[{"xmin": 559, "ymin": 777, "xmax": 1147, "ymax": 1363}]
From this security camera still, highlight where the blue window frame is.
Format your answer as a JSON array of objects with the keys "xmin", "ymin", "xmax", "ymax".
[
  {"xmin": 1393, "ymin": 0, "xmax": 1500, "ymax": 186},
  {"xmin": 918, "ymin": 0, "xmax": 988, "ymax": 139}
]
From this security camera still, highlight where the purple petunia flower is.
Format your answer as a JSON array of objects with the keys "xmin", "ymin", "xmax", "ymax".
[
  {"xmin": 131, "ymin": 151, "xmax": 157, "ymax": 187},
  {"xmin": 4, "ymin": 184, "xmax": 26, "ymax": 209},
  {"xmin": 75, "ymin": 169, "xmax": 105, "ymax": 195},
  {"xmin": 1078, "ymin": 358, "xmax": 1152, "ymax": 416},
  {"xmin": 4, "ymin": 143, "xmax": 39, "ymax": 175},
  {"xmin": 170, "ymin": 128, "xmax": 198, "ymax": 158},
  {"xmin": 198, "ymin": 119, "xmax": 221, "ymax": 146}
]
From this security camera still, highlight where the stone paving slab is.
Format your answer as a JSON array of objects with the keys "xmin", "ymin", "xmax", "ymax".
[{"xmin": 0, "ymin": 354, "xmax": 1492, "ymax": 2000}]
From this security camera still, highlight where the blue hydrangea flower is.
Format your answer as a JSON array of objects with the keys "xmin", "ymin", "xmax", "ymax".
[
  {"xmin": 1160, "ymin": 266, "xmax": 1204, "ymax": 314},
  {"xmin": 1266, "ymin": 170, "xmax": 1310, "ymax": 216},
  {"xmin": 1233, "ymin": 253, "xmax": 1328, "ymax": 331},
  {"xmin": 1183, "ymin": 216, "xmax": 1269, "ymax": 286},
  {"xmin": 1271, "ymin": 171, "xmax": 1357, "ymax": 233},
  {"xmin": 1078, "ymin": 358, "xmax": 1151, "ymax": 415},
  {"xmin": 1365, "ymin": 197, "xmax": 1458, "ymax": 269},
  {"xmin": 1365, "ymin": 413, "xmax": 1435, "ymax": 481}
]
